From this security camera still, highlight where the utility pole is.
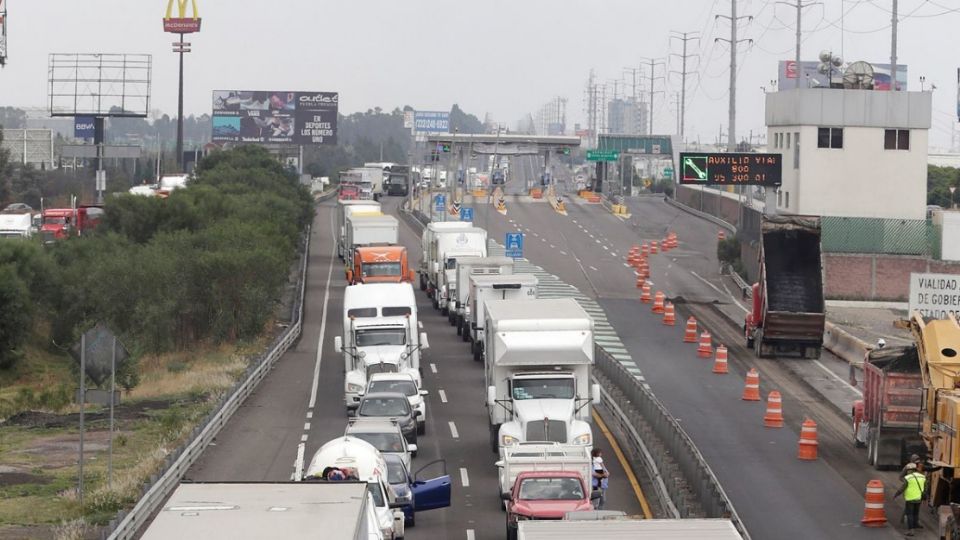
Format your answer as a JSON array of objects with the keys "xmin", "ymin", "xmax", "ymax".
[
  {"xmin": 715, "ymin": 1, "xmax": 752, "ymax": 151},
  {"xmin": 890, "ymin": 0, "xmax": 898, "ymax": 91},
  {"xmin": 671, "ymin": 92, "xmax": 681, "ymax": 135},
  {"xmin": 641, "ymin": 58, "xmax": 665, "ymax": 135},
  {"xmin": 586, "ymin": 70, "xmax": 597, "ymax": 146},
  {"xmin": 670, "ymin": 31, "xmax": 700, "ymax": 141},
  {"xmin": 776, "ymin": 0, "xmax": 820, "ymax": 81}
]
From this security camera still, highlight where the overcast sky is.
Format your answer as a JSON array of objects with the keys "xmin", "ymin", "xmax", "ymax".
[{"xmin": 1, "ymin": 0, "xmax": 958, "ymax": 148}]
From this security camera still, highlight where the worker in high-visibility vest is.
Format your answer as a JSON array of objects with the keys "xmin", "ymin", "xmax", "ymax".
[{"xmin": 894, "ymin": 461, "xmax": 927, "ymax": 535}]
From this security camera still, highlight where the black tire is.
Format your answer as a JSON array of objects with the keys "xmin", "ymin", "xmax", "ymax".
[
  {"xmin": 456, "ymin": 316, "xmax": 463, "ymax": 336},
  {"xmin": 474, "ymin": 342, "xmax": 482, "ymax": 363},
  {"xmin": 490, "ymin": 424, "xmax": 499, "ymax": 454},
  {"xmin": 417, "ymin": 421, "xmax": 426, "ymax": 436},
  {"xmin": 432, "ymin": 296, "xmax": 439, "ymax": 310},
  {"xmin": 462, "ymin": 322, "xmax": 470, "ymax": 343},
  {"xmin": 853, "ymin": 415, "xmax": 866, "ymax": 448},
  {"xmin": 441, "ymin": 305, "xmax": 448, "ymax": 316},
  {"xmin": 407, "ymin": 512, "xmax": 415, "ymax": 528},
  {"xmin": 419, "ymin": 274, "xmax": 427, "ymax": 291},
  {"xmin": 448, "ymin": 310, "xmax": 456, "ymax": 325},
  {"xmin": 506, "ymin": 522, "xmax": 517, "ymax": 540}
]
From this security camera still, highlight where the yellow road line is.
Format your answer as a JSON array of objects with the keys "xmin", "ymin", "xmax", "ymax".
[{"xmin": 592, "ymin": 409, "xmax": 653, "ymax": 519}]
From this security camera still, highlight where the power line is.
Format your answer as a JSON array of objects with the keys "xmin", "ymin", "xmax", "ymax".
[
  {"xmin": 715, "ymin": 0, "xmax": 753, "ymax": 150},
  {"xmin": 670, "ymin": 31, "xmax": 701, "ymax": 141}
]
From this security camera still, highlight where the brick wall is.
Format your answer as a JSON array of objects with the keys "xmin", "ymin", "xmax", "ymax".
[{"xmin": 824, "ymin": 253, "xmax": 960, "ymax": 300}]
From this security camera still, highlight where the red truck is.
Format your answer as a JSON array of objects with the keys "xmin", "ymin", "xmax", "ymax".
[
  {"xmin": 853, "ymin": 345, "xmax": 924, "ymax": 469},
  {"xmin": 40, "ymin": 205, "xmax": 104, "ymax": 242},
  {"xmin": 502, "ymin": 470, "xmax": 598, "ymax": 540}
]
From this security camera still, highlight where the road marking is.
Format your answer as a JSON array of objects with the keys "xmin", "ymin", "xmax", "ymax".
[
  {"xmin": 602, "ymin": 245, "xmax": 609, "ymax": 250},
  {"xmin": 550, "ymin": 244, "xmax": 555, "ymax": 248},
  {"xmin": 306, "ymin": 411, "xmax": 313, "ymax": 419},
  {"xmin": 689, "ymin": 270, "xmax": 726, "ymax": 297},
  {"xmin": 592, "ymin": 410, "xmax": 653, "ymax": 519},
  {"xmin": 814, "ymin": 360, "xmax": 863, "ymax": 396},
  {"xmin": 595, "ymin": 239, "xmax": 602, "ymax": 244},
  {"xmin": 303, "ymin": 422, "xmax": 311, "ymax": 431},
  {"xmin": 460, "ymin": 467, "xmax": 470, "ymax": 487},
  {"xmin": 560, "ymin": 250, "xmax": 567, "ymax": 255},
  {"xmin": 466, "ymin": 530, "xmax": 475, "ymax": 540},
  {"xmin": 572, "ymin": 220, "xmax": 577, "ymax": 224},
  {"xmin": 589, "ymin": 265, "xmax": 598, "ymax": 271},
  {"xmin": 418, "ymin": 321, "xmax": 424, "ymax": 329},
  {"xmin": 308, "ymin": 214, "xmax": 338, "ymax": 411},
  {"xmin": 449, "ymin": 421, "xmax": 460, "ymax": 439},
  {"xmin": 430, "ymin": 363, "xmax": 438, "ymax": 374},
  {"xmin": 623, "ymin": 263, "xmax": 631, "ymax": 268},
  {"xmin": 588, "ymin": 233, "xmax": 594, "ymax": 238},
  {"xmin": 300, "ymin": 433, "xmax": 308, "ymax": 442},
  {"xmin": 293, "ymin": 442, "xmax": 306, "ymax": 481},
  {"xmin": 439, "ymin": 389, "xmax": 448, "ymax": 403},
  {"xmin": 532, "ymin": 232, "xmax": 539, "ymax": 237}
]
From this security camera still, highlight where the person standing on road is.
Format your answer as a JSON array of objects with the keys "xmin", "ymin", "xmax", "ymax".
[
  {"xmin": 894, "ymin": 461, "xmax": 926, "ymax": 535},
  {"xmin": 591, "ymin": 448, "xmax": 609, "ymax": 510}
]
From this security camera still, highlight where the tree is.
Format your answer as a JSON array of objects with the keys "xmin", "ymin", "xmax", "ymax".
[
  {"xmin": 928, "ymin": 165, "xmax": 960, "ymax": 208},
  {"xmin": 0, "ymin": 264, "xmax": 31, "ymax": 369},
  {"xmin": 449, "ymin": 104, "xmax": 484, "ymax": 134}
]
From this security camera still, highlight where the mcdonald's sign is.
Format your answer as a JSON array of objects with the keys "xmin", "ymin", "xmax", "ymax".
[{"xmin": 163, "ymin": 0, "xmax": 201, "ymax": 34}]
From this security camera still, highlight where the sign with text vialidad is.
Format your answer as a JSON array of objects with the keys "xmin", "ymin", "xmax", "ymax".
[
  {"xmin": 211, "ymin": 91, "xmax": 338, "ymax": 145},
  {"xmin": 909, "ymin": 272, "xmax": 960, "ymax": 319}
]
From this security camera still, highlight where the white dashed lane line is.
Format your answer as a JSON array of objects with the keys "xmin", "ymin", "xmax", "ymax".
[
  {"xmin": 438, "ymin": 389, "xmax": 448, "ymax": 403},
  {"xmin": 460, "ymin": 467, "xmax": 470, "ymax": 487},
  {"xmin": 449, "ymin": 421, "xmax": 460, "ymax": 439},
  {"xmin": 430, "ymin": 363, "xmax": 438, "ymax": 374}
]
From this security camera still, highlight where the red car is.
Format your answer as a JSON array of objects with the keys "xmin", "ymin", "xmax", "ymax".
[{"xmin": 502, "ymin": 471, "xmax": 598, "ymax": 540}]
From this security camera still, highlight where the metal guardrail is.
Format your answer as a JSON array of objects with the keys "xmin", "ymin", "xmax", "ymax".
[
  {"xmin": 594, "ymin": 347, "xmax": 750, "ymax": 538},
  {"xmin": 104, "ymin": 208, "xmax": 321, "ymax": 538}
]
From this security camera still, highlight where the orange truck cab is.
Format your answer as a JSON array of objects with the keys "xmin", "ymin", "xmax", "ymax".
[{"xmin": 348, "ymin": 245, "xmax": 415, "ymax": 284}]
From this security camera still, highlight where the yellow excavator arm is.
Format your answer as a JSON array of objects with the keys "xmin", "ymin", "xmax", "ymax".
[{"xmin": 911, "ymin": 312, "xmax": 960, "ymax": 469}]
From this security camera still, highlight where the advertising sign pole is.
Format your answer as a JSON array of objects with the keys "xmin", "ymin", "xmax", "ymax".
[{"xmin": 176, "ymin": 31, "xmax": 184, "ymax": 171}]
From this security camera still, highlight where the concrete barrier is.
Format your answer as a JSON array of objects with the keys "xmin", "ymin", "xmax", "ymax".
[{"xmin": 823, "ymin": 321, "xmax": 870, "ymax": 366}]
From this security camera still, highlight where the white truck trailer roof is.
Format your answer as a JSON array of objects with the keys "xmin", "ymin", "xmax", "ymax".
[
  {"xmin": 486, "ymin": 298, "xmax": 593, "ymax": 366},
  {"xmin": 141, "ymin": 482, "xmax": 372, "ymax": 540},
  {"xmin": 470, "ymin": 273, "xmax": 539, "ymax": 288},
  {"xmin": 486, "ymin": 298, "xmax": 593, "ymax": 333},
  {"xmin": 517, "ymin": 518, "xmax": 742, "ymax": 539},
  {"xmin": 344, "ymin": 283, "xmax": 416, "ymax": 312}
]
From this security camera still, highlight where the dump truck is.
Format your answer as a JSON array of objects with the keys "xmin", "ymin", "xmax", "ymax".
[
  {"xmin": 744, "ymin": 215, "xmax": 825, "ymax": 358},
  {"xmin": 852, "ymin": 345, "xmax": 924, "ymax": 469}
]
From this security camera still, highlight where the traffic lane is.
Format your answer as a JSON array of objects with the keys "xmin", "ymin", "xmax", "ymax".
[
  {"xmin": 386, "ymin": 198, "xmax": 645, "ymax": 532},
  {"xmin": 600, "ymin": 297, "xmax": 900, "ymax": 540},
  {"xmin": 188, "ymin": 201, "xmax": 339, "ymax": 482}
]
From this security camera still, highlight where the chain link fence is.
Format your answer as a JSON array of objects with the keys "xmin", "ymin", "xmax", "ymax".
[{"xmin": 821, "ymin": 216, "xmax": 941, "ymax": 259}]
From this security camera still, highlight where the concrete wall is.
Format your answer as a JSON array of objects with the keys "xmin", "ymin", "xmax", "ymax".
[
  {"xmin": 823, "ymin": 253, "xmax": 960, "ymax": 300},
  {"xmin": 937, "ymin": 211, "xmax": 960, "ymax": 262}
]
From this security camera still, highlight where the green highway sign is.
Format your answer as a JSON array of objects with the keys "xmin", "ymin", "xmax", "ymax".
[
  {"xmin": 663, "ymin": 167, "xmax": 674, "ymax": 179},
  {"xmin": 586, "ymin": 150, "xmax": 620, "ymax": 162}
]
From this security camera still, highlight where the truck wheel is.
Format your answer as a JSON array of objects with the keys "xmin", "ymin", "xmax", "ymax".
[
  {"xmin": 456, "ymin": 316, "xmax": 463, "ymax": 336},
  {"xmin": 753, "ymin": 330, "xmax": 764, "ymax": 357},
  {"xmin": 448, "ymin": 310, "xmax": 455, "ymax": 325},
  {"xmin": 853, "ymin": 416, "xmax": 866, "ymax": 448},
  {"xmin": 419, "ymin": 274, "xmax": 427, "ymax": 291},
  {"xmin": 441, "ymin": 305, "xmax": 449, "ymax": 317},
  {"xmin": 490, "ymin": 424, "xmax": 499, "ymax": 454},
  {"xmin": 417, "ymin": 421, "xmax": 426, "ymax": 436},
  {"xmin": 462, "ymin": 323, "xmax": 470, "ymax": 343},
  {"xmin": 474, "ymin": 343, "xmax": 482, "ymax": 363},
  {"xmin": 432, "ymin": 296, "xmax": 439, "ymax": 310},
  {"xmin": 866, "ymin": 427, "xmax": 878, "ymax": 467}
]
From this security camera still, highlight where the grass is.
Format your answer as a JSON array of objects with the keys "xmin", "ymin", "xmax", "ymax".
[{"xmin": 0, "ymin": 335, "xmax": 266, "ymax": 537}]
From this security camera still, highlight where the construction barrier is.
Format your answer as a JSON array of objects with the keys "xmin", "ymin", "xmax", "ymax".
[
  {"xmin": 683, "ymin": 317, "xmax": 699, "ymax": 343},
  {"xmin": 712, "ymin": 345, "xmax": 729, "ymax": 374},
  {"xmin": 640, "ymin": 283, "xmax": 652, "ymax": 303},
  {"xmin": 797, "ymin": 418, "xmax": 818, "ymax": 460},
  {"xmin": 742, "ymin": 369, "xmax": 761, "ymax": 401},
  {"xmin": 763, "ymin": 391, "xmax": 784, "ymax": 428},
  {"xmin": 652, "ymin": 291, "xmax": 666, "ymax": 314},
  {"xmin": 662, "ymin": 302, "xmax": 676, "ymax": 326},
  {"xmin": 860, "ymin": 480, "xmax": 888, "ymax": 527},
  {"xmin": 696, "ymin": 331, "xmax": 713, "ymax": 358}
]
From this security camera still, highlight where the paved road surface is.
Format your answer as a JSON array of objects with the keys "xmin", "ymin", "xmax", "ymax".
[{"xmin": 189, "ymin": 196, "xmax": 645, "ymax": 540}]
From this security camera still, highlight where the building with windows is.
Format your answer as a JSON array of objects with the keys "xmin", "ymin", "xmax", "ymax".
[
  {"xmin": 607, "ymin": 98, "xmax": 647, "ymax": 136},
  {"xmin": 765, "ymin": 88, "xmax": 931, "ymax": 219}
]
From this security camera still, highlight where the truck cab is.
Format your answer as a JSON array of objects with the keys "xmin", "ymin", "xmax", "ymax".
[
  {"xmin": 337, "ymin": 284, "xmax": 429, "ymax": 412},
  {"xmin": 503, "ymin": 470, "xmax": 598, "ymax": 540},
  {"xmin": 426, "ymin": 227, "xmax": 488, "ymax": 315},
  {"xmin": 350, "ymin": 246, "xmax": 414, "ymax": 285},
  {"xmin": 40, "ymin": 205, "xmax": 103, "ymax": 242},
  {"xmin": 418, "ymin": 221, "xmax": 474, "ymax": 293},
  {"xmin": 484, "ymin": 298, "xmax": 600, "ymax": 454}
]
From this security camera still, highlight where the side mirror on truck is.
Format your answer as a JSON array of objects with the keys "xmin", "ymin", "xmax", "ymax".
[
  {"xmin": 591, "ymin": 383, "xmax": 601, "ymax": 406},
  {"xmin": 334, "ymin": 336, "xmax": 343, "ymax": 353},
  {"xmin": 420, "ymin": 332, "xmax": 430, "ymax": 350},
  {"xmin": 487, "ymin": 386, "xmax": 497, "ymax": 408},
  {"xmin": 407, "ymin": 270, "xmax": 416, "ymax": 282}
]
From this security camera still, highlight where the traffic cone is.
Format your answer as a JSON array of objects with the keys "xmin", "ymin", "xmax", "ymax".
[
  {"xmin": 661, "ymin": 238, "xmax": 671, "ymax": 252},
  {"xmin": 652, "ymin": 291, "xmax": 665, "ymax": 314},
  {"xmin": 712, "ymin": 345, "xmax": 729, "ymax": 374},
  {"xmin": 667, "ymin": 232, "xmax": 678, "ymax": 249},
  {"xmin": 636, "ymin": 275, "xmax": 646, "ymax": 289},
  {"xmin": 763, "ymin": 391, "xmax": 784, "ymax": 428},
  {"xmin": 627, "ymin": 252, "xmax": 637, "ymax": 265},
  {"xmin": 797, "ymin": 418, "xmax": 818, "ymax": 460},
  {"xmin": 639, "ymin": 283, "xmax": 652, "ymax": 303},
  {"xmin": 641, "ymin": 243, "xmax": 649, "ymax": 256},
  {"xmin": 718, "ymin": 230, "xmax": 726, "ymax": 241},
  {"xmin": 696, "ymin": 331, "xmax": 713, "ymax": 358},
  {"xmin": 741, "ymin": 369, "xmax": 761, "ymax": 401},
  {"xmin": 683, "ymin": 317, "xmax": 698, "ymax": 343},
  {"xmin": 662, "ymin": 303, "xmax": 676, "ymax": 326},
  {"xmin": 650, "ymin": 241, "xmax": 659, "ymax": 254},
  {"xmin": 631, "ymin": 244, "xmax": 640, "ymax": 254},
  {"xmin": 860, "ymin": 480, "xmax": 888, "ymax": 527}
]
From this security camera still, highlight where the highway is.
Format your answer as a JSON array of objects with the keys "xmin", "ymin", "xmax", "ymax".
[
  {"xmin": 464, "ymin": 166, "xmax": 907, "ymax": 538},
  {"xmin": 188, "ymin": 195, "xmax": 646, "ymax": 540}
]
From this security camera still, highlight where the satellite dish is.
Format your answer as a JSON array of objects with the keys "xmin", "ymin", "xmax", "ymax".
[
  {"xmin": 843, "ymin": 61, "xmax": 875, "ymax": 89},
  {"xmin": 831, "ymin": 56, "xmax": 844, "ymax": 67},
  {"xmin": 819, "ymin": 50, "xmax": 833, "ymax": 63},
  {"xmin": 818, "ymin": 63, "xmax": 830, "ymax": 75}
]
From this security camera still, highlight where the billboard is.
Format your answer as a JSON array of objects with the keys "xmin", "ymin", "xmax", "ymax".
[
  {"xmin": 74, "ymin": 116, "xmax": 96, "ymax": 140},
  {"xmin": 163, "ymin": 0, "xmax": 202, "ymax": 33},
  {"xmin": 679, "ymin": 152, "xmax": 782, "ymax": 187},
  {"xmin": 414, "ymin": 111, "xmax": 450, "ymax": 133},
  {"xmin": 778, "ymin": 60, "xmax": 907, "ymax": 91},
  {"xmin": 211, "ymin": 90, "xmax": 338, "ymax": 145}
]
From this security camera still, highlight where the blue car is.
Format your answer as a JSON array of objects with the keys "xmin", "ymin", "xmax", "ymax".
[{"xmin": 383, "ymin": 454, "xmax": 452, "ymax": 527}]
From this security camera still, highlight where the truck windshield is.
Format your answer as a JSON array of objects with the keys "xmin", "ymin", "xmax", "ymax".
[
  {"xmin": 362, "ymin": 262, "xmax": 402, "ymax": 277},
  {"xmin": 368, "ymin": 380, "xmax": 418, "ymax": 397},
  {"xmin": 512, "ymin": 378, "xmax": 576, "ymax": 400},
  {"xmin": 518, "ymin": 477, "xmax": 584, "ymax": 501},
  {"xmin": 356, "ymin": 328, "xmax": 406, "ymax": 346},
  {"xmin": 43, "ymin": 217, "xmax": 68, "ymax": 225},
  {"xmin": 351, "ymin": 432, "xmax": 405, "ymax": 453},
  {"xmin": 445, "ymin": 258, "xmax": 457, "ymax": 270},
  {"xmin": 367, "ymin": 482, "xmax": 385, "ymax": 507}
]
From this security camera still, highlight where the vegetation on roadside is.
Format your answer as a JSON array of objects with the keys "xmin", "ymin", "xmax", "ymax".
[
  {"xmin": 928, "ymin": 165, "xmax": 960, "ymax": 208},
  {"xmin": 717, "ymin": 235, "xmax": 747, "ymax": 279}
]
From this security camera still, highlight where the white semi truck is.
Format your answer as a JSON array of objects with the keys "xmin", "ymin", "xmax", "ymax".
[
  {"xmin": 419, "ymin": 221, "xmax": 473, "ymax": 293},
  {"xmin": 423, "ymin": 226, "xmax": 487, "ymax": 314},
  {"xmin": 344, "ymin": 214, "xmax": 399, "ymax": 273},
  {"xmin": 447, "ymin": 255, "xmax": 514, "ymax": 330},
  {"xmin": 337, "ymin": 200, "xmax": 382, "ymax": 259},
  {"xmin": 466, "ymin": 273, "xmax": 538, "ymax": 362},
  {"xmin": 484, "ymin": 298, "xmax": 600, "ymax": 454},
  {"xmin": 336, "ymin": 283, "xmax": 429, "ymax": 412}
]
